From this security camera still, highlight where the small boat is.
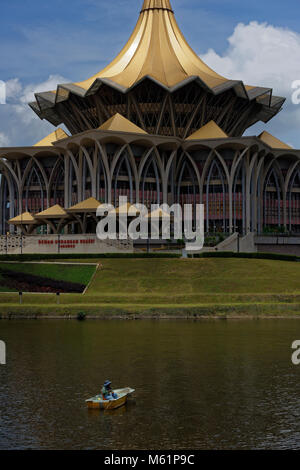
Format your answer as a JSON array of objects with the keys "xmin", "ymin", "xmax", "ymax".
[{"xmin": 85, "ymin": 387, "xmax": 135, "ymax": 410}]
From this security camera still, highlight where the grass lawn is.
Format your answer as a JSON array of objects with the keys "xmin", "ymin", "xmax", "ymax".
[
  {"xmin": 87, "ymin": 258, "xmax": 300, "ymax": 296},
  {"xmin": 1, "ymin": 258, "xmax": 300, "ymax": 317}
]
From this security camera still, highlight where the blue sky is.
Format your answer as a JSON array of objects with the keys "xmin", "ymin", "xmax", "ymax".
[{"xmin": 1, "ymin": 0, "xmax": 300, "ymax": 146}]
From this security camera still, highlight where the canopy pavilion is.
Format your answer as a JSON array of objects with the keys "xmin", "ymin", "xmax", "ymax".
[
  {"xmin": 34, "ymin": 204, "xmax": 70, "ymax": 234},
  {"xmin": 8, "ymin": 212, "xmax": 38, "ymax": 235},
  {"xmin": 66, "ymin": 197, "xmax": 102, "ymax": 233}
]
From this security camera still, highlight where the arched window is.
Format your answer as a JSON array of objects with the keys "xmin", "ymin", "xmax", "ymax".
[
  {"xmin": 0, "ymin": 171, "xmax": 17, "ymax": 235},
  {"xmin": 176, "ymin": 157, "xmax": 199, "ymax": 213},
  {"xmin": 23, "ymin": 164, "xmax": 45, "ymax": 214},
  {"xmin": 287, "ymin": 167, "xmax": 300, "ymax": 232},
  {"xmin": 96, "ymin": 150, "xmax": 107, "ymax": 203},
  {"xmin": 49, "ymin": 161, "xmax": 65, "ymax": 207},
  {"xmin": 263, "ymin": 168, "xmax": 283, "ymax": 229},
  {"xmin": 112, "ymin": 152, "xmax": 134, "ymax": 206},
  {"xmin": 204, "ymin": 159, "xmax": 228, "ymax": 233},
  {"xmin": 82, "ymin": 153, "xmax": 92, "ymax": 200},
  {"xmin": 141, "ymin": 154, "xmax": 161, "ymax": 209},
  {"xmin": 68, "ymin": 158, "xmax": 78, "ymax": 206},
  {"xmin": 232, "ymin": 161, "xmax": 246, "ymax": 234}
]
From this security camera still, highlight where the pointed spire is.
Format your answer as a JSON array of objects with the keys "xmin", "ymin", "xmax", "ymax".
[
  {"xmin": 74, "ymin": 0, "xmax": 228, "ymax": 90},
  {"xmin": 141, "ymin": 0, "xmax": 173, "ymax": 12}
]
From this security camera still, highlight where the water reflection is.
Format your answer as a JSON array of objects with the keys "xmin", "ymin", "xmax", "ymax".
[{"xmin": 0, "ymin": 320, "xmax": 300, "ymax": 449}]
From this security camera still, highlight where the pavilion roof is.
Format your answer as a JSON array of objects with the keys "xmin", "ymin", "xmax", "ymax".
[
  {"xmin": 8, "ymin": 212, "xmax": 37, "ymax": 225},
  {"xmin": 67, "ymin": 197, "xmax": 102, "ymax": 212},
  {"xmin": 258, "ymin": 131, "xmax": 293, "ymax": 150},
  {"xmin": 186, "ymin": 121, "xmax": 228, "ymax": 140},
  {"xmin": 34, "ymin": 204, "xmax": 68, "ymax": 219},
  {"xmin": 34, "ymin": 128, "xmax": 68, "ymax": 147},
  {"xmin": 99, "ymin": 114, "xmax": 147, "ymax": 134}
]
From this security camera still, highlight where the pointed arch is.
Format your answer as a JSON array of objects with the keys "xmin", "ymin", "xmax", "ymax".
[
  {"xmin": 140, "ymin": 151, "xmax": 162, "ymax": 207},
  {"xmin": 81, "ymin": 145, "xmax": 96, "ymax": 199},
  {"xmin": 21, "ymin": 160, "xmax": 47, "ymax": 214},
  {"xmin": 0, "ymin": 167, "xmax": 18, "ymax": 234},
  {"xmin": 176, "ymin": 151, "xmax": 201, "ymax": 221},
  {"xmin": 263, "ymin": 164, "xmax": 284, "ymax": 228},
  {"xmin": 68, "ymin": 153, "xmax": 79, "ymax": 206},
  {"xmin": 111, "ymin": 147, "xmax": 136, "ymax": 206},
  {"xmin": 48, "ymin": 157, "xmax": 65, "ymax": 207},
  {"xmin": 287, "ymin": 162, "xmax": 300, "ymax": 232},
  {"xmin": 204, "ymin": 157, "xmax": 229, "ymax": 232},
  {"xmin": 232, "ymin": 159, "xmax": 246, "ymax": 233},
  {"xmin": 95, "ymin": 141, "xmax": 111, "ymax": 203},
  {"xmin": 95, "ymin": 150, "xmax": 108, "ymax": 203}
]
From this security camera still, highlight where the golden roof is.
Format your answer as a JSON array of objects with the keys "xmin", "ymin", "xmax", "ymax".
[
  {"xmin": 258, "ymin": 131, "xmax": 293, "ymax": 150},
  {"xmin": 67, "ymin": 197, "xmax": 102, "ymax": 212},
  {"xmin": 34, "ymin": 128, "xmax": 68, "ymax": 147},
  {"xmin": 112, "ymin": 203, "xmax": 142, "ymax": 216},
  {"xmin": 31, "ymin": 0, "xmax": 285, "ymax": 130},
  {"xmin": 75, "ymin": 0, "xmax": 229, "ymax": 90},
  {"xmin": 99, "ymin": 113, "xmax": 147, "ymax": 134},
  {"xmin": 8, "ymin": 212, "xmax": 37, "ymax": 225},
  {"xmin": 186, "ymin": 121, "xmax": 228, "ymax": 140},
  {"xmin": 146, "ymin": 207, "xmax": 171, "ymax": 219},
  {"xmin": 35, "ymin": 204, "xmax": 68, "ymax": 219}
]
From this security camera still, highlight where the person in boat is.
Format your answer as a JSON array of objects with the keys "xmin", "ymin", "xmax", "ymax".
[{"xmin": 101, "ymin": 380, "xmax": 118, "ymax": 400}]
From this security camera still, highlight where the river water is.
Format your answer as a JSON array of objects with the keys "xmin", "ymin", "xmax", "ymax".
[{"xmin": 0, "ymin": 319, "xmax": 300, "ymax": 450}]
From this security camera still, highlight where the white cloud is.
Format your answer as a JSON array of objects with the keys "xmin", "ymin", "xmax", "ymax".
[
  {"xmin": 5, "ymin": 79, "xmax": 23, "ymax": 100},
  {"xmin": 18, "ymin": 74, "xmax": 67, "ymax": 105},
  {"xmin": 202, "ymin": 21, "xmax": 300, "ymax": 147},
  {"xmin": 202, "ymin": 21, "xmax": 300, "ymax": 96},
  {"xmin": 9, "ymin": 74, "xmax": 67, "ymax": 125},
  {"xmin": 0, "ymin": 75, "xmax": 68, "ymax": 146},
  {"xmin": 0, "ymin": 132, "xmax": 10, "ymax": 147}
]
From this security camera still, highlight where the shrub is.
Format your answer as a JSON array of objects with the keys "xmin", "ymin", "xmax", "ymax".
[
  {"xmin": 189, "ymin": 252, "xmax": 299, "ymax": 262},
  {"xmin": 77, "ymin": 311, "xmax": 86, "ymax": 321},
  {"xmin": 0, "ymin": 252, "xmax": 181, "ymax": 262}
]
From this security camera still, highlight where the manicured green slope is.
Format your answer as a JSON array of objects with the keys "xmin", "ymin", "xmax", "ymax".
[
  {"xmin": 1, "ymin": 258, "xmax": 300, "ymax": 316},
  {"xmin": 87, "ymin": 258, "xmax": 300, "ymax": 297}
]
